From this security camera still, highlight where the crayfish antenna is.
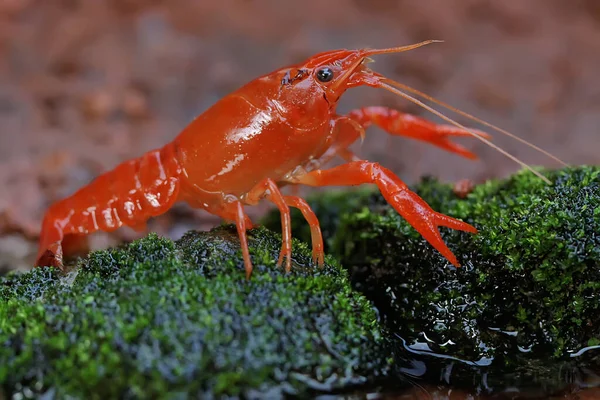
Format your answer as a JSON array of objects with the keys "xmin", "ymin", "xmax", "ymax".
[
  {"xmin": 382, "ymin": 78, "xmax": 569, "ymax": 168},
  {"xmin": 362, "ymin": 39, "xmax": 445, "ymax": 56},
  {"xmin": 331, "ymin": 40, "xmax": 445, "ymax": 95},
  {"xmin": 379, "ymin": 82, "xmax": 553, "ymax": 184}
]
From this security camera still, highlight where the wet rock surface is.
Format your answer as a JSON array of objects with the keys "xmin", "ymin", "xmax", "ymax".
[
  {"xmin": 1, "ymin": 166, "xmax": 598, "ymax": 399},
  {"xmin": 265, "ymin": 166, "xmax": 600, "ymax": 397},
  {"xmin": 0, "ymin": 227, "xmax": 395, "ymax": 398}
]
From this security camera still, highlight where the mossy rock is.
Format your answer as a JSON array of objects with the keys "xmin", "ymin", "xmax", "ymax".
[
  {"xmin": 265, "ymin": 166, "xmax": 600, "ymax": 394},
  {"xmin": 0, "ymin": 226, "xmax": 396, "ymax": 399}
]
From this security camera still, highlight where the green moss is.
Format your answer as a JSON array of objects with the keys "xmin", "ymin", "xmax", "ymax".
[
  {"xmin": 0, "ymin": 226, "xmax": 394, "ymax": 399},
  {"xmin": 265, "ymin": 166, "xmax": 600, "ymax": 391}
]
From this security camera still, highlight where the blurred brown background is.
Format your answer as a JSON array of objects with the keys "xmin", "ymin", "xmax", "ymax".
[{"xmin": 1, "ymin": 0, "xmax": 599, "ymax": 272}]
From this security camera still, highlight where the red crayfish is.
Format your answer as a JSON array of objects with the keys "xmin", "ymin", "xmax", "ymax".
[{"xmin": 36, "ymin": 40, "xmax": 565, "ymax": 278}]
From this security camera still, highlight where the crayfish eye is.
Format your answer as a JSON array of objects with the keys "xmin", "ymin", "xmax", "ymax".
[{"xmin": 316, "ymin": 67, "xmax": 334, "ymax": 82}]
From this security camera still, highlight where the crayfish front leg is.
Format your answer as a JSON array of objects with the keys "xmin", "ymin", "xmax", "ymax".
[
  {"xmin": 282, "ymin": 196, "xmax": 324, "ymax": 266},
  {"xmin": 246, "ymin": 178, "xmax": 324, "ymax": 273},
  {"xmin": 287, "ymin": 161, "xmax": 477, "ymax": 267},
  {"xmin": 213, "ymin": 201, "xmax": 255, "ymax": 279}
]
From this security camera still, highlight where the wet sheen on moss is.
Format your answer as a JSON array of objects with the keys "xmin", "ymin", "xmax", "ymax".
[
  {"xmin": 0, "ymin": 226, "xmax": 394, "ymax": 399},
  {"xmin": 265, "ymin": 166, "xmax": 600, "ymax": 392}
]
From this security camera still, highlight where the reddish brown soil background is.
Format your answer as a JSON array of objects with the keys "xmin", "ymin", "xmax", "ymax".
[
  {"xmin": 0, "ymin": 1, "xmax": 599, "ymax": 397},
  {"xmin": 2, "ymin": 0, "xmax": 599, "ymax": 271},
  {"xmin": 0, "ymin": 0, "xmax": 598, "ymax": 252}
]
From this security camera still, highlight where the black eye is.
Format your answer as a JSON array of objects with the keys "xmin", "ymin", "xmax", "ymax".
[{"xmin": 316, "ymin": 67, "xmax": 334, "ymax": 82}]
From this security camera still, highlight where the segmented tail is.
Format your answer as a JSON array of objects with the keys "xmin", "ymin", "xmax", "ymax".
[{"xmin": 35, "ymin": 142, "xmax": 184, "ymax": 268}]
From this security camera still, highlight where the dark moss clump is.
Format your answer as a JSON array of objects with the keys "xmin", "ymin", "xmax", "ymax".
[
  {"xmin": 265, "ymin": 166, "xmax": 600, "ymax": 393},
  {"xmin": 0, "ymin": 226, "xmax": 395, "ymax": 399}
]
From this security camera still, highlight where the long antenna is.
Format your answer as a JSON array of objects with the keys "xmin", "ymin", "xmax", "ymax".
[
  {"xmin": 382, "ymin": 78, "xmax": 568, "ymax": 167},
  {"xmin": 379, "ymin": 82, "xmax": 552, "ymax": 184}
]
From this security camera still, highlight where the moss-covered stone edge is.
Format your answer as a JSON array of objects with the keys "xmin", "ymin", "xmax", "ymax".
[{"xmin": 0, "ymin": 225, "xmax": 398, "ymax": 399}]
